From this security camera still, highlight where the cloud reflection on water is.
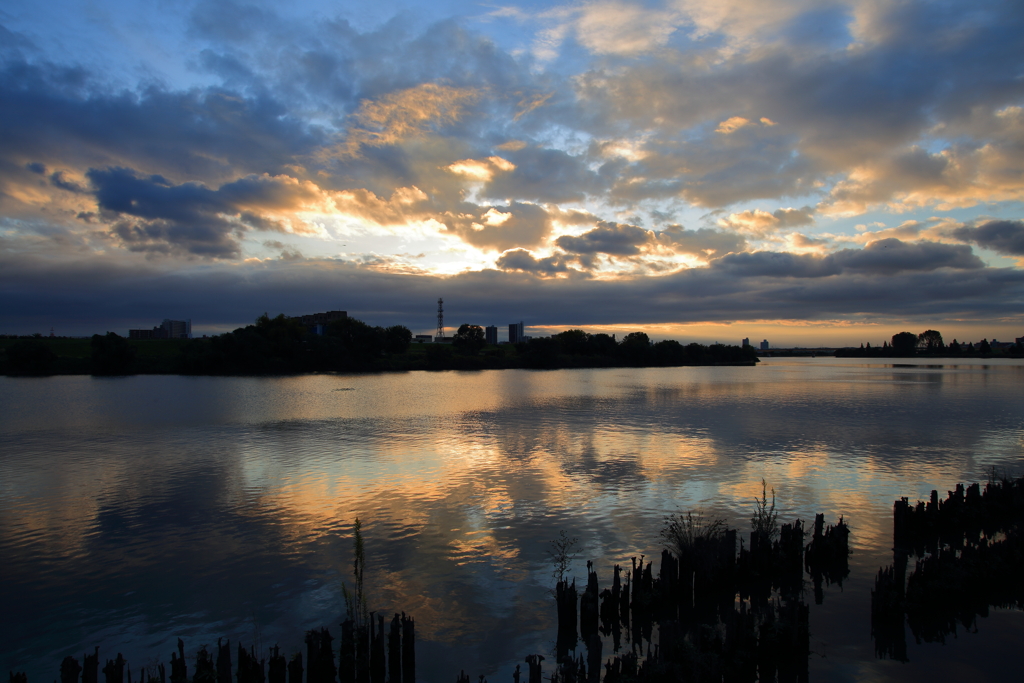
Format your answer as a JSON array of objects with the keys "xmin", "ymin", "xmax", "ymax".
[{"xmin": 2, "ymin": 360, "xmax": 1023, "ymax": 682}]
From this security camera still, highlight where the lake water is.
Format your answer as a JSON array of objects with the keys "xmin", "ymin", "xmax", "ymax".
[{"xmin": 2, "ymin": 358, "xmax": 1023, "ymax": 682}]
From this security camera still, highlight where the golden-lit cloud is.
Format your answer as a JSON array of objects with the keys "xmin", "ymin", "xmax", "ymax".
[
  {"xmin": 716, "ymin": 116, "xmax": 752, "ymax": 134},
  {"xmin": 444, "ymin": 156, "xmax": 516, "ymax": 182},
  {"xmin": 335, "ymin": 83, "xmax": 479, "ymax": 157}
]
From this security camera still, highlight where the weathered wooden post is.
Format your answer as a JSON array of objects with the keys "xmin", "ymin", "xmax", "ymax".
[
  {"xmin": 287, "ymin": 654, "xmax": 303, "ymax": 683},
  {"xmin": 524, "ymin": 655, "xmax": 543, "ymax": 683},
  {"xmin": 102, "ymin": 653, "xmax": 125, "ymax": 683},
  {"xmin": 83, "ymin": 647, "xmax": 100, "ymax": 683},
  {"xmin": 339, "ymin": 620, "xmax": 355, "ymax": 683},
  {"xmin": 401, "ymin": 614, "xmax": 414, "ymax": 683},
  {"xmin": 369, "ymin": 614, "xmax": 385, "ymax": 683},
  {"xmin": 63, "ymin": 655, "xmax": 83, "ymax": 683},
  {"xmin": 216, "ymin": 639, "xmax": 231, "ymax": 683},
  {"xmin": 268, "ymin": 647, "xmax": 286, "ymax": 683},
  {"xmin": 170, "ymin": 640, "xmax": 187, "ymax": 683},
  {"xmin": 387, "ymin": 615, "xmax": 401, "ymax": 683}
]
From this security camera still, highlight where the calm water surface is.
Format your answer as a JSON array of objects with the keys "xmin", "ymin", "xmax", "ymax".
[{"xmin": 2, "ymin": 358, "xmax": 1023, "ymax": 682}]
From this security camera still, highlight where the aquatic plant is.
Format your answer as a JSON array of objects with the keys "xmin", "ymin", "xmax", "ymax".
[
  {"xmin": 660, "ymin": 508, "xmax": 727, "ymax": 558},
  {"xmin": 548, "ymin": 530, "xmax": 580, "ymax": 584},
  {"xmin": 751, "ymin": 479, "xmax": 779, "ymax": 543}
]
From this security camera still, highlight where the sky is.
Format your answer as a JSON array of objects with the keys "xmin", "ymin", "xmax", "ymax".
[{"xmin": 1, "ymin": 0, "xmax": 1023, "ymax": 346}]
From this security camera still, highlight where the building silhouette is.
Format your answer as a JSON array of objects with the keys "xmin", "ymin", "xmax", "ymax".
[
  {"xmin": 760, "ymin": 339, "xmax": 770, "ymax": 350},
  {"xmin": 129, "ymin": 319, "xmax": 191, "ymax": 339},
  {"xmin": 291, "ymin": 310, "xmax": 347, "ymax": 335},
  {"xmin": 485, "ymin": 325, "xmax": 498, "ymax": 346},
  {"xmin": 509, "ymin": 321, "xmax": 525, "ymax": 344}
]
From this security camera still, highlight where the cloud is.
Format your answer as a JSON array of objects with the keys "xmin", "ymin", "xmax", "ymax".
[
  {"xmin": 715, "ymin": 238, "xmax": 983, "ymax": 278},
  {"xmin": 4, "ymin": 250, "xmax": 1021, "ymax": 337},
  {"xmin": 337, "ymin": 83, "xmax": 480, "ymax": 156},
  {"xmin": 656, "ymin": 226, "xmax": 748, "ymax": 257},
  {"xmin": 948, "ymin": 219, "xmax": 1024, "ymax": 256},
  {"xmin": 87, "ymin": 167, "xmax": 328, "ymax": 257},
  {"xmin": 715, "ymin": 117, "xmax": 753, "ymax": 134},
  {"xmin": 495, "ymin": 248, "xmax": 572, "ymax": 275},
  {"xmin": 440, "ymin": 201, "xmax": 555, "ymax": 252},
  {"xmin": 718, "ymin": 207, "xmax": 815, "ymax": 238},
  {"xmin": 821, "ymin": 141, "xmax": 1024, "ymax": 216},
  {"xmin": 555, "ymin": 221, "xmax": 651, "ymax": 256}
]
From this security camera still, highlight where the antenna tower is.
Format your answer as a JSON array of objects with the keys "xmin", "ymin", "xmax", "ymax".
[{"xmin": 436, "ymin": 298, "xmax": 445, "ymax": 340}]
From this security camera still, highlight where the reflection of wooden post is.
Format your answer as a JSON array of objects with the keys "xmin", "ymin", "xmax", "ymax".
[
  {"xmin": 555, "ymin": 578, "xmax": 578, "ymax": 657},
  {"xmin": 580, "ymin": 562, "xmax": 599, "ymax": 641}
]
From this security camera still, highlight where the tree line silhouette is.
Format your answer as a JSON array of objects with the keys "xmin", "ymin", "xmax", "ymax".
[
  {"xmin": 1, "ymin": 319, "xmax": 757, "ymax": 376},
  {"xmin": 836, "ymin": 329, "xmax": 1021, "ymax": 358}
]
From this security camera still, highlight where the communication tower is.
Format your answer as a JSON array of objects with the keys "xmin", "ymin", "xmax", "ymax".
[{"xmin": 436, "ymin": 298, "xmax": 445, "ymax": 340}]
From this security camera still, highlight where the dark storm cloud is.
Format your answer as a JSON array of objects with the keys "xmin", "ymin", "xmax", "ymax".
[
  {"xmin": 0, "ymin": 57, "xmax": 324, "ymax": 190},
  {"xmin": 555, "ymin": 221, "xmax": 650, "ymax": 256},
  {"xmin": 715, "ymin": 251, "xmax": 839, "ymax": 278},
  {"xmin": 832, "ymin": 238, "xmax": 983, "ymax": 273},
  {"xmin": 495, "ymin": 248, "xmax": 571, "ymax": 275},
  {"xmin": 2, "ymin": 251, "xmax": 1022, "ymax": 336},
  {"xmin": 87, "ymin": 167, "xmax": 321, "ymax": 257},
  {"xmin": 716, "ymin": 239, "xmax": 983, "ymax": 278},
  {"xmin": 949, "ymin": 220, "xmax": 1024, "ymax": 256}
]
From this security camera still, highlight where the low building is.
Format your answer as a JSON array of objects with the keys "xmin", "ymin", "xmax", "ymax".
[
  {"xmin": 414, "ymin": 334, "xmax": 433, "ymax": 343},
  {"xmin": 129, "ymin": 319, "xmax": 191, "ymax": 339}
]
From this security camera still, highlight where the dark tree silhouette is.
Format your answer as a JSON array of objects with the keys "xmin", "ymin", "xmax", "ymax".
[
  {"xmin": 917, "ymin": 330, "xmax": 944, "ymax": 352},
  {"xmin": 328, "ymin": 317, "xmax": 384, "ymax": 364},
  {"xmin": 91, "ymin": 332, "xmax": 136, "ymax": 375},
  {"xmin": 452, "ymin": 324, "xmax": 486, "ymax": 355},
  {"xmin": 382, "ymin": 325, "xmax": 412, "ymax": 355},
  {"xmin": 619, "ymin": 331, "xmax": 651, "ymax": 364},
  {"xmin": 554, "ymin": 329, "xmax": 589, "ymax": 355},
  {"xmin": 5, "ymin": 338, "xmax": 58, "ymax": 375},
  {"xmin": 890, "ymin": 331, "xmax": 918, "ymax": 356}
]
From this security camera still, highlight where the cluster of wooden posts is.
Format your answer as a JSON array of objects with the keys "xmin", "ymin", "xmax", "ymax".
[
  {"xmin": 11, "ymin": 511, "xmax": 859, "ymax": 683},
  {"xmin": 7, "ymin": 614, "xmax": 416, "ymax": 683},
  {"xmin": 538, "ymin": 514, "xmax": 850, "ymax": 683},
  {"xmin": 871, "ymin": 474, "xmax": 1024, "ymax": 660}
]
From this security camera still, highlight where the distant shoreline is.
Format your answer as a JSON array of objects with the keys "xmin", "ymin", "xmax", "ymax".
[{"xmin": 0, "ymin": 336, "xmax": 760, "ymax": 377}]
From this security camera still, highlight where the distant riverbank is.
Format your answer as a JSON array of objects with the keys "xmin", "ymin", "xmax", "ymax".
[{"xmin": 0, "ymin": 334, "xmax": 758, "ymax": 376}]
